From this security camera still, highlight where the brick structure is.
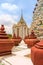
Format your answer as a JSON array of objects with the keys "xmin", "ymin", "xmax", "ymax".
[
  {"xmin": 0, "ymin": 25, "xmax": 21, "ymax": 56},
  {"xmin": 31, "ymin": 40, "xmax": 43, "ymax": 65}
]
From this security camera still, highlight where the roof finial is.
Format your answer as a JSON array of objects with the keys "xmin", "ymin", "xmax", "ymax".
[{"xmin": 21, "ymin": 9, "xmax": 23, "ymax": 18}]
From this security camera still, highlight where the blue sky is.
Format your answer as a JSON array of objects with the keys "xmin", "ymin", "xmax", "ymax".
[{"xmin": 0, "ymin": 0, "xmax": 37, "ymax": 34}]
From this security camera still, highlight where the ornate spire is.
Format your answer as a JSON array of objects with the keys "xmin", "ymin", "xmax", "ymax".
[
  {"xmin": 21, "ymin": 9, "xmax": 23, "ymax": 19},
  {"xmin": 18, "ymin": 9, "xmax": 26, "ymax": 25},
  {"xmin": 18, "ymin": 9, "xmax": 25, "ymax": 24}
]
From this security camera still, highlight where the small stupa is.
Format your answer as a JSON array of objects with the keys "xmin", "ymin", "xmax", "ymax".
[
  {"xmin": 24, "ymin": 30, "xmax": 39, "ymax": 48},
  {"xmin": 12, "ymin": 32, "xmax": 22, "ymax": 46},
  {"xmin": 29, "ymin": 30, "xmax": 37, "ymax": 39},
  {"xmin": 0, "ymin": 25, "xmax": 9, "ymax": 39},
  {"xmin": 0, "ymin": 25, "xmax": 16, "ymax": 56},
  {"xmin": 12, "ymin": 33, "xmax": 16, "ymax": 39}
]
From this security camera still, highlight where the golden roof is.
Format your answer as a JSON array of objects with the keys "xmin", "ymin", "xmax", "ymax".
[
  {"xmin": 13, "ymin": 11, "xmax": 28, "ymax": 28},
  {"xmin": 17, "ymin": 14, "xmax": 27, "ymax": 26}
]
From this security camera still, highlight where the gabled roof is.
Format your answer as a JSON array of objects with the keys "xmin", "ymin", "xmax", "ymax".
[{"xmin": 17, "ymin": 11, "xmax": 27, "ymax": 26}]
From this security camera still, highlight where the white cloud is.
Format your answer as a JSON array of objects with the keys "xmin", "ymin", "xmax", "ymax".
[
  {"xmin": 0, "ymin": 14, "xmax": 18, "ymax": 34},
  {"xmin": 0, "ymin": 14, "xmax": 18, "ymax": 25},
  {"xmin": 0, "ymin": 3, "xmax": 20, "ymax": 34},
  {"xmin": 1, "ymin": 3, "xmax": 19, "ymax": 11},
  {"xmin": 5, "ymin": 25, "xmax": 12, "ymax": 34}
]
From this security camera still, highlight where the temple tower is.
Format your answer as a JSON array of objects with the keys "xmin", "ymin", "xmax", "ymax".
[{"xmin": 30, "ymin": 0, "xmax": 43, "ymax": 39}]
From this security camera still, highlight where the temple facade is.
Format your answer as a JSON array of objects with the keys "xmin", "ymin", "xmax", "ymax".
[
  {"xmin": 12, "ymin": 14, "xmax": 29, "ymax": 39},
  {"xmin": 30, "ymin": 0, "xmax": 43, "ymax": 39}
]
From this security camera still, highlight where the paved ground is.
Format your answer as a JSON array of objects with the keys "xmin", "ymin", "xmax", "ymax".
[
  {"xmin": 2, "ymin": 55, "xmax": 33, "ymax": 65},
  {"xmin": 0, "ymin": 40, "xmax": 33, "ymax": 65},
  {"xmin": 0, "ymin": 48, "xmax": 33, "ymax": 65}
]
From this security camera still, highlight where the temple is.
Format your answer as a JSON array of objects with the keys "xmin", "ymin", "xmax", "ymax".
[
  {"xmin": 30, "ymin": 0, "xmax": 43, "ymax": 39},
  {"xmin": 13, "ymin": 12, "xmax": 29, "ymax": 39}
]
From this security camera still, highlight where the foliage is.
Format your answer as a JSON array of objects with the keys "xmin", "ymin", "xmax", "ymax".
[
  {"xmin": 0, "ymin": 62, "xmax": 5, "ymax": 65},
  {"xmin": 8, "ymin": 34, "xmax": 12, "ymax": 38}
]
